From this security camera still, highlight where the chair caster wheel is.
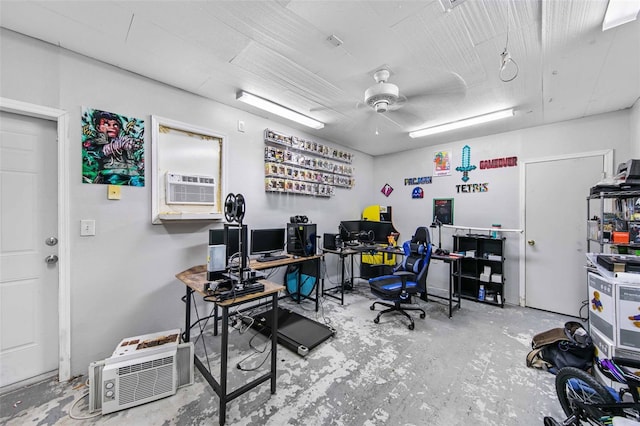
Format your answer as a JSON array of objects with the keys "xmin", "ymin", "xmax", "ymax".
[
  {"xmin": 370, "ymin": 305, "xmax": 375, "ymax": 310},
  {"xmin": 420, "ymin": 313, "xmax": 426, "ymax": 319},
  {"xmin": 408, "ymin": 323, "xmax": 414, "ymax": 330},
  {"xmin": 373, "ymin": 317, "xmax": 379, "ymax": 324}
]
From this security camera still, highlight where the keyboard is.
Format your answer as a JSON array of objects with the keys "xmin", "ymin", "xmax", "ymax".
[{"xmin": 256, "ymin": 255, "xmax": 289, "ymax": 262}]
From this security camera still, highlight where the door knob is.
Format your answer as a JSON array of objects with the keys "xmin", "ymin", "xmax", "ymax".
[
  {"xmin": 527, "ymin": 240, "xmax": 535, "ymax": 246},
  {"xmin": 46, "ymin": 237, "xmax": 58, "ymax": 246},
  {"xmin": 45, "ymin": 254, "xmax": 59, "ymax": 264}
]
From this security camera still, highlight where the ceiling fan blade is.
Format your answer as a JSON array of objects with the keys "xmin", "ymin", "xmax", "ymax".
[
  {"xmin": 378, "ymin": 112, "xmax": 404, "ymax": 129},
  {"xmin": 310, "ymin": 100, "xmax": 361, "ymax": 112},
  {"xmin": 403, "ymin": 72, "xmax": 467, "ymax": 104},
  {"xmin": 386, "ymin": 108, "xmax": 425, "ymax": 128}
]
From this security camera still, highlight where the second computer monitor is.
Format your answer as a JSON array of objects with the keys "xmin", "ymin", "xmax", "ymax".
[
  {"xmin": 250, "ymin": 228, "xmax": 286, "ymax": 260},
  {"xmin": 209, "ymin": 225, "xmax": 247, "ymax": 262}
]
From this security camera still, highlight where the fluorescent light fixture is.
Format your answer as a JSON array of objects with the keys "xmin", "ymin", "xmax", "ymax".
[
  {"xmin": 236, "ymin": 91, "xmax": 324, "ymax": 129},
  {"xmin": 602, "ymin": 0, "xmax": 640, "ymax": 31},
  {"xmin": 408, "ymin": 108, "xmax": 514, "ymax": 139}
]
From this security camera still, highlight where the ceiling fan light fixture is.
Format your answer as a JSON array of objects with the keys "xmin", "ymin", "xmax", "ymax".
[
  {"xmin": 236, "ymin": 91, "xmax": 324, "ymax": 129},
  {"xmin": 602, "ymin": 0, "xmax": 640, "ymax": 31},
  {"xmin": 364, "ymin": 82, "xmax": 399, "ymax": 111},
  {"xmin": 408, "ymin": 108, "xmax": 514, "ymax": 138}
]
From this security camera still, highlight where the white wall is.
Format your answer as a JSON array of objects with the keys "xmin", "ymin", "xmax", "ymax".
[
  {"xmin": 373, "ymin": 111, "xmax": 632, "ymax": 304},
  {"xmin": 631, "ymin": 99, "xmax": 640, "ymax": 158},
  {"xmin": 1, "ymin": 30, "xmax": 373, "ymax": 374}
]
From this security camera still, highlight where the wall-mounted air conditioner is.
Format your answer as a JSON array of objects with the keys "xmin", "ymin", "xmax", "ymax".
[
  {"xmin": 166, "ymin": 172, "xmax": 216, "ymax": 205},
  {"xmin": 88, "ymin": 329, "xmax": 193, "ymax": 415}
]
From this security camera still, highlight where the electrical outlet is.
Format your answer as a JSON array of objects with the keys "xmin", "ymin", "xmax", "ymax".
[{"xmin": 80, "ymin": 219, "xmax": 96, "ymax": 236}]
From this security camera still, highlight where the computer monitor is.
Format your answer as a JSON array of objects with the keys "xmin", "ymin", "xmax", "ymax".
[
  {"xmin": 339, "ymin": 220, "xmax": 362, "ymax": 243},
  {"xmin": 359, "ymin": 220, "xmax": 397, "ymax": 244},
  {"xmin": 338, "ymin": 220, "xmax": 397, "ymax": 244},
  {"xmin": 208, "ymin": 225, "xmax": 247, "ymax": 262},
  {"xmin": 250, "ymin": 228, "xmax": 286, "ymax": 260}
]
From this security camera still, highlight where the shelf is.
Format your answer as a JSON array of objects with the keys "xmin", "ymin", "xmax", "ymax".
[
  {"xmin": 459, "ymin": 294, "xmax": 505, "ymax": 307},
  {"xmin": 264, "ymin": 128, "xmax": 355, "ymax": 198},
  {"xmin": 588, "ymin": 189, "xmax": 640, "ymax": 199},
  {"xmin": 453, "ymin": 234, "xmax": 505, "ymax": 308}
]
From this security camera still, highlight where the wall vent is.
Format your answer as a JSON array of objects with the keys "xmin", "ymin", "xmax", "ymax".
[{"xmin": 166, "ymin": 172, "xmax": 215, "ymax": 205}]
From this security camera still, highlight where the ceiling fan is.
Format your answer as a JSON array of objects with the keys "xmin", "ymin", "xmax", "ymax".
[{"xmin": 357, "ymin": 67, "xmax": 467, "ymax": 129}]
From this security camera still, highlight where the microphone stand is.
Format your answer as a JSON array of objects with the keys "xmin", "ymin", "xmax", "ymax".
[{"xmin": 430, "ymin": 217, "xmax": 443, "ymax": 250}]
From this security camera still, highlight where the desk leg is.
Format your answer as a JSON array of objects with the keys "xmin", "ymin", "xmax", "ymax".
[
  {"xmin": 448, "ymin": 262, "xmax": 453, "ymax": 318},
  {"xmin": 456, "ymin": 260, "xmax": 462, "ymax": 313},
  {"xmin": 340, "ymin": 255, "xmax": 345, "ymax": 305},
  {"xmin": 297, "ymin": 266, "xmax": 302, "ymax": 305},
  {"xmin": 219, "ymin": 306, "xmax": 229, "ymax": 426},
  {"xmin": 270, "ymin": 294, "xmax": 278, "ymax": 394},
  {"xmin": 183, "ymin": 287, "xmax": 193, "ymax": 343},
  {"xmin": 315, "ymin": 258, "xmax": 320, "ymax": 312},
  {"xmin": 214, "ymin": 304, "xmax": 218, "ymax": 337}
]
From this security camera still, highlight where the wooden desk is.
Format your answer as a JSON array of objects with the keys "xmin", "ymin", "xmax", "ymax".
[
  {"xmin": 427, "ymin": 254, "xmax": 463, "ymax": 318},
  {"xmin": 249, "ymin": 254, "xmax": 323, "ymax": 311},
  {"xmin": 176, "ymin": 265, "xmax": 284, "ymax": 426}
]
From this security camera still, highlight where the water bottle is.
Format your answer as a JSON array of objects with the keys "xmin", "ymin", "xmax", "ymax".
[{"xmin": 478, "ymin": 285, "xmax": 486, "ymax": 301}]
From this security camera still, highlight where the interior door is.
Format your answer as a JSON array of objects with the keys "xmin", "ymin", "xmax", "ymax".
[
  {"xmin": 0, "ymin": 111, "xmax": 59, "ymax": 387},
  {"xmin": 524, "ymin": 154, "xmax": 606, "ymax": 317}
]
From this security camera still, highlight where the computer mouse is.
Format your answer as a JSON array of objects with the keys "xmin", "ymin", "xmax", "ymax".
[{"xmin": 293, "ymin": 255, "xmax": 299, "ymax": 259}]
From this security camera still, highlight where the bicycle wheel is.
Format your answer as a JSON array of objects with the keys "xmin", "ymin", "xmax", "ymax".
[{"xmin": 555, "ymin": 367, "xmax": 617, "ymax": 423}]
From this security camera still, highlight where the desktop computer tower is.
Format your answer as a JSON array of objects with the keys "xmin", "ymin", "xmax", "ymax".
[{"xmin": 287, "ymin": 223, "xmax": 317, "ymax": 257}]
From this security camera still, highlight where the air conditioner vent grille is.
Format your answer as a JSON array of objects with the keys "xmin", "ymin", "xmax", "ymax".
[
  {"xmin": 118, "ymin": 363, "xmax": 174, "ymax": 406},
  {"xmin": 118, "ymin": 356, "xmax": 173, "ymax": 376},
  {"xmin": 166, "ymin": 172, "xmax": 216, "ymax": 205}
]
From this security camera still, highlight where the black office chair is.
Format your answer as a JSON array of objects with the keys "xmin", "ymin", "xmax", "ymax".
[{"xmin": 368, "ymin": 226, "xmax": 432, "ymax": 330}]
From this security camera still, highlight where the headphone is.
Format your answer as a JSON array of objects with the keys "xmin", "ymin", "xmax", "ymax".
[{"xmin": 289, "ymin": 215, "xmax": 308, "ymax": 224}]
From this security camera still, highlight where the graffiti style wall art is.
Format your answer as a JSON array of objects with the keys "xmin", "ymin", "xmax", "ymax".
[{"xmin": 82, "ymin": 107, "xmax": 145, "ymax": 186}]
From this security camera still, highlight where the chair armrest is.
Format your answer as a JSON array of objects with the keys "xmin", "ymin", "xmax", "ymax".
[{"xmin": 393, "ymin": 271, "xmax": 414, "ymax": 291}]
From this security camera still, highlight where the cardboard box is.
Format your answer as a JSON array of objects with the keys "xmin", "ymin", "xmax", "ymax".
[
  {"xmin": 491, "ymin": 273, "xmax": 502, "ymax": 283},
  {"xmin": 613, "ymin": 231, "xmax": 630, "ymax": 244},
  {"xmin": 629, "ymin": 221, "xmax": 640, "ymax": 244},
  {"xmin": 616, "ymin": 284, "xmax": 640, "ymax": 351},
  {"xmin": 587, "ymin": 272, "xmax": 616, "ymax": 342},
  {"xmin": 480, "ymin": 273, "xmax": 490, "ymax": 282}
]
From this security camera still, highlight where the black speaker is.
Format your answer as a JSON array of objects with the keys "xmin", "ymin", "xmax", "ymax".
[
  {"xmin": 323, "ymin": 233, "xmax": 340, "ymax": 250},
  {"xmin": 287, "ymin": 223, "xmax": 317, "ymax": 256}
]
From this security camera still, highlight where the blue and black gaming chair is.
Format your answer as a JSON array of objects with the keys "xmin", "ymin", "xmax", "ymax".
[{"xmin": 368, "ymin": 226, "xmax": 432, "ymax": 330}]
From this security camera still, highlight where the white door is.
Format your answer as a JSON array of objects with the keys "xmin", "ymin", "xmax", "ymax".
[
  {"xmin": 0, "ymin": 111, "xmax": 59, "ymax": 387},
  {"xmin": 524, "ymin": 154, "xmax": 607, "ymax": 317}
]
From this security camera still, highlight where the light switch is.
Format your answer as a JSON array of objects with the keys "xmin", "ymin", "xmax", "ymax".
[
  {"xmin": 80, "ymin": 219, "xmax": 96, "ymax": 236},
  {"xmin": 108, "ymin": 185, "xmax": 121, "ymax": 200},
  {"xmin": 237, "ymin": 120, "xmax": 245, "ymax": 133}
]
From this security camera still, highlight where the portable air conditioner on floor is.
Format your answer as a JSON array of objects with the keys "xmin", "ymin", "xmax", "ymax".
[{"xmin": 88, "ymin": 329, "xmax": 193, "ymax": 415}]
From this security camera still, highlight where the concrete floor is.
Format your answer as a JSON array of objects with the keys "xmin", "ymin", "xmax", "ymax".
[{"xmin": 0, "ymin": 286, "xmax": 572, "ymax": 425}]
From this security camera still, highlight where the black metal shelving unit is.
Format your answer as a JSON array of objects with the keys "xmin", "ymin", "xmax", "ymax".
[{"xmin": 452, "ymin": 234, "xmax": 505, "ymax": 307}]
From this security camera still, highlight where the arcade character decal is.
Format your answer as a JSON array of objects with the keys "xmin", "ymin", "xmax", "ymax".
[
  {"xmin": 381, "ymin": 183, "xmax": 394, "ymax": 197},
  {"xmin": 411, "ymin": 187, "xmax": 424, "ymax": 199},
  {"xmin": 455, "ymin": 145, "xmax": 476, "ymax": 182}
]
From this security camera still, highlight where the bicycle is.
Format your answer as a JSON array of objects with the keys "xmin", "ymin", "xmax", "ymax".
[{"xmin": 543, "ymin": 357, "xmax": 640, "ymax": 425}]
